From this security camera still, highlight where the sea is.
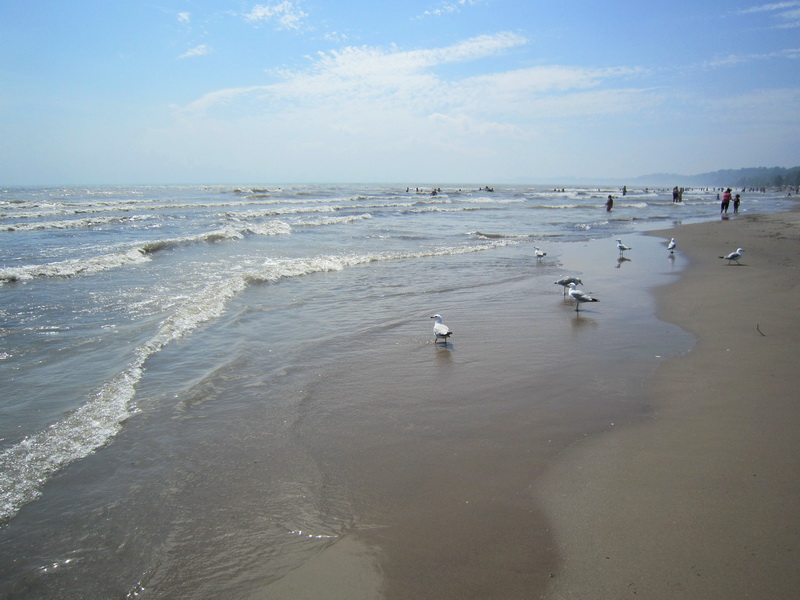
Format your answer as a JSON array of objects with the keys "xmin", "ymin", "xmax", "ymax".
[{"xmin": 0, "ymin": 183, "xmax": 791, "ymax": 598}]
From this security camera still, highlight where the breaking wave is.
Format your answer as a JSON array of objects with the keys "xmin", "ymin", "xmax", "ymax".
[{"xmin": 0, "ymin": 238, "xmax": 513, "ymax": 523}]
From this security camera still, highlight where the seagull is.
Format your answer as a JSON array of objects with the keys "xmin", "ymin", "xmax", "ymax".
[
  {"xmin": 554, "ymin": 276, "xmax": 583, "ymax": 296},
  {"xmin": 567, "ymin": 282, "xmax": 600, "ymax": 312},
  {"xmin": 667, "ymin": 238, "xmax": 676, "ymax": 253},
  {"xmin": 431, "ymin": 314, "xmax": 453, "ymax": 343},
  {"xmin": 720, "ymin": 248, "xmax": 744, "ymax": 265},
  {"xmin": 533, "ymin": 246, "xmax": 547, "ymax": 261},
  {"xmin": 616, "ymin": 239, "xmax": 631, "ymax": 253}
]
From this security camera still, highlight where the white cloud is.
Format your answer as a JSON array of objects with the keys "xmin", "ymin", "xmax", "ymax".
[
  {"xmin": 244, "ymin": 2, "xmax": 308, "ymax": 30},
  {"xmin": 704, "ymin": 47, "xmax": 800, "ymax": 67},
  {"xmin": 178, "ymin": 44, "xmax": 211, "ymax": 59},
  {"xmin": 294, "ymin": 32, "xmax": 527, "ymax": 84},
  {"xmin": 176, "ymin": 33, "xmax": 529, "ymax": 113},
  {"xmin": 176, "ymin": 33, "xmax": 647, "ymax": 125},
  {"xmin": 322, "ymin": 31, "xmax": 349, "ymax": 43},
  {"xmin": 739, "ymin": 1, "xmax": 800, "ymax": 27},
  {"xmin": 422, "ymin": 0, "xmax": 482, "ymax": 18},
  {"xmin": 739, "ymin": 1, "xmax": 800, "ymax": 13},
  {"xmin": 151, "ymin": 34, "xmax": 664, "ymax": 181},
  {"xmin": 177, "ymin": 12, "xmax": 190, "ymax": 24}
]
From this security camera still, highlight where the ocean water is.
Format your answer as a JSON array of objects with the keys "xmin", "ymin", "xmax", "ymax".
[{"xmin": 0, "ymin": 183, "xmax": 789, "ymax": 598}]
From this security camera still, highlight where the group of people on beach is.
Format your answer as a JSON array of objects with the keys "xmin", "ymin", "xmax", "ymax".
[
  {"xmin": 720, "ymin": 188, "xmax": 741, "ymax": 214},
  {"xmin": 604, "ymin": 185, "xmax": 743, "ymax": 215}
]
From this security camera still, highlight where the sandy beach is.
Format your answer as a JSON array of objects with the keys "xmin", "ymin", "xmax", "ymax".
[
  {"xmin": 254, "ymin": 207, "xmax": 800, "ymax": 600},
  {"xmin": 6, "ymin": 191, "xmax": 792, "ymax": 599},
  {"xmin": 540, "ymin": 207, "xmax": 800, "ymax": 599}
]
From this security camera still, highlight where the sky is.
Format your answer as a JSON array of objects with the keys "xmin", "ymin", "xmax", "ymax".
[{"xmin": 1, "ymin": 0, "xmax": 798, "ymax": 185}]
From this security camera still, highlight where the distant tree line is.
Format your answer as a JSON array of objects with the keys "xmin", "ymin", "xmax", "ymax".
[
  {"xmin": 689, "ymin": 166, "xmax": 800, "ymax": 189},
  {"xmin": 630, "ymin": 166, "xmax": 800, "ymax": 189}
]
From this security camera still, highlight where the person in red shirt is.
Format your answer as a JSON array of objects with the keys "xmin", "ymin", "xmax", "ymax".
[{"xmin": 721, "ymin": 188, "xmax": 732, "ymax": 214}]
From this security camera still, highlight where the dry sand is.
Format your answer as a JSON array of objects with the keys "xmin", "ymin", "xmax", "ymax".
[{"xmin": 539, "ymin": 208, "xmax": 800, "ymax": 599}]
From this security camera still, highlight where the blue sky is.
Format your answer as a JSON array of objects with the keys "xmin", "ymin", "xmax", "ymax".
[{"xmin": 1, "ymin": 0, "xmax": 798, "ymax": 184}]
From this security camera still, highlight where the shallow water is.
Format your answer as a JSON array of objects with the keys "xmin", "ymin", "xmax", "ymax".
[{"xmin": 0, "ymin": 183, "xmax": 787, "ymax": 597}]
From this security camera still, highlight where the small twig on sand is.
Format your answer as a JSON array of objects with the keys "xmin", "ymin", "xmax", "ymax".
[{"xmin": 757, "ymin": 324, "xmax": 766, "ymax": 336}]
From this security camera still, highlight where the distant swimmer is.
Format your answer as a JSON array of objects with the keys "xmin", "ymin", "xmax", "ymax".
[{"xmin": 605, "ymin": 195, "xmax": 613, "ymax": 212}]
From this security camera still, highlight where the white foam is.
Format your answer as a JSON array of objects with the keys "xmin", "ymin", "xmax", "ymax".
[
  {"xmin": 0, "ymin": 248, "xmax": 152, "ymax": 283},
  {"xmin": 0, "ymin": 273, "xmax": 249, "ymax": 523},
  {"xmin": 1, "ymin": 215, "xmax": 157, "ymax": 231}
]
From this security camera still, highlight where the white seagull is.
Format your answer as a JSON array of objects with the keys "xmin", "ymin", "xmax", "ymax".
[
  {"xmin": 567, "ymin": 282, "xmax": 600, "ymax": 312},
  {"xmin": 554, "ymin": 276, "xmax": 583, "ymax": 296},
  {"xmin": 616, "ymin": 239, "xmax": 631, "ymax": 253},
  {"xmin": 667, "ymin": 238, "xmax": 677, "ymax": 253},
  {"xmin": 533, "ymin": 246, "xmax": 547, "ymax": 261},
  {"xmin": 431, "ymin": 314, "xmax": 453, "ymax": 343},
  {"xmin": 720, "ymin": 248, "xmax": 744, "ymax": 265}
]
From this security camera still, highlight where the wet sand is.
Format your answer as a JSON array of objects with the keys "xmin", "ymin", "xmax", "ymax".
[
  {"xmin": 540, "ymin": 208, "xmax": 800, "ymax": 598},
  {"xmin": 253, "ymin": 208, "xmax": 799, "ymax": 600},
  {"xmin": 253, "ymin": 234, "xmax": 693, "ymax": 599}
]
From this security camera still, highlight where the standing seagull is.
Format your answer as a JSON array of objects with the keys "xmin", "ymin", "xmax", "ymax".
[
  {"xmin": 533, "ymin": 246, "xmax": 547, "ymax": 261},
  {"xmin": 616, "ymin": 239, "xmax": 632, "ymax": 254},
  {"xmin": 667, "ymin": 238, "xmax": 677, "ymax": 253},
  {"xmin": 720, "ymin": 248, "xmax": 744, "ymax": 265},
  {"xmin": 431, "ymin": 314, "xmax": 453, "ymax": 343},
  {"xmin": 554, "ymin": 276, "xmax": 583, "ymax": 296},
  {"xmin": 567, "ymin": 282, "xmax": 600, "ymax": 312}
]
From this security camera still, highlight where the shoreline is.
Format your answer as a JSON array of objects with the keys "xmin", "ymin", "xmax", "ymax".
[
  {"xmin": 539, "ymin": 207, "xmax": 800, "ymax": 598},
  {"xmin": 5, "ymin": 201, "xmax": 797, "ymax": 599},
  {"xmin": 252, "ymin": 227, "xmax": 699, "ymax": 599},
  {"xmin": 251, "ymin": 208, "xmax": 800, "ymax": 600},
  {"xmin": 250, "ymin": 230, "xmax": 694, "ymax": 600}
]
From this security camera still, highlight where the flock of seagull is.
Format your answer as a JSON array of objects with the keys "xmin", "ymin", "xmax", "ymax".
[{"xmin": 431, "ymin": 237, "xmax": 745, "ymax": 342}]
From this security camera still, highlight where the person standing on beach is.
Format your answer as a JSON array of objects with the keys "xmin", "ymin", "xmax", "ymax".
[
  {"xmin": 605, "ymin": 195, "xmax": 613, "ymax": 212},
  {"xmin": 733, "ymin": 193, "xmax": 741, "ymax": 213},
  {"xmin": 721, "ymin": 188, "xmax": 732, "ymax": 214}
]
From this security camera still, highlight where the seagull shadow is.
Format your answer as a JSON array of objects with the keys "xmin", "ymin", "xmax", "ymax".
[
  {"xmin": 562, "ymin": 299, "xmax": 599, "ymax": 315},
  {"xmin": 434, "ymin": 344, "xmax": 453, "ymax": 365},
  {"xmin": 615, "ymin": 256, "xmax": 631, "ymax": 268},
  {"xmin": 571, "ymin": 312, "xmax": 598, "ymax": 328}
]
